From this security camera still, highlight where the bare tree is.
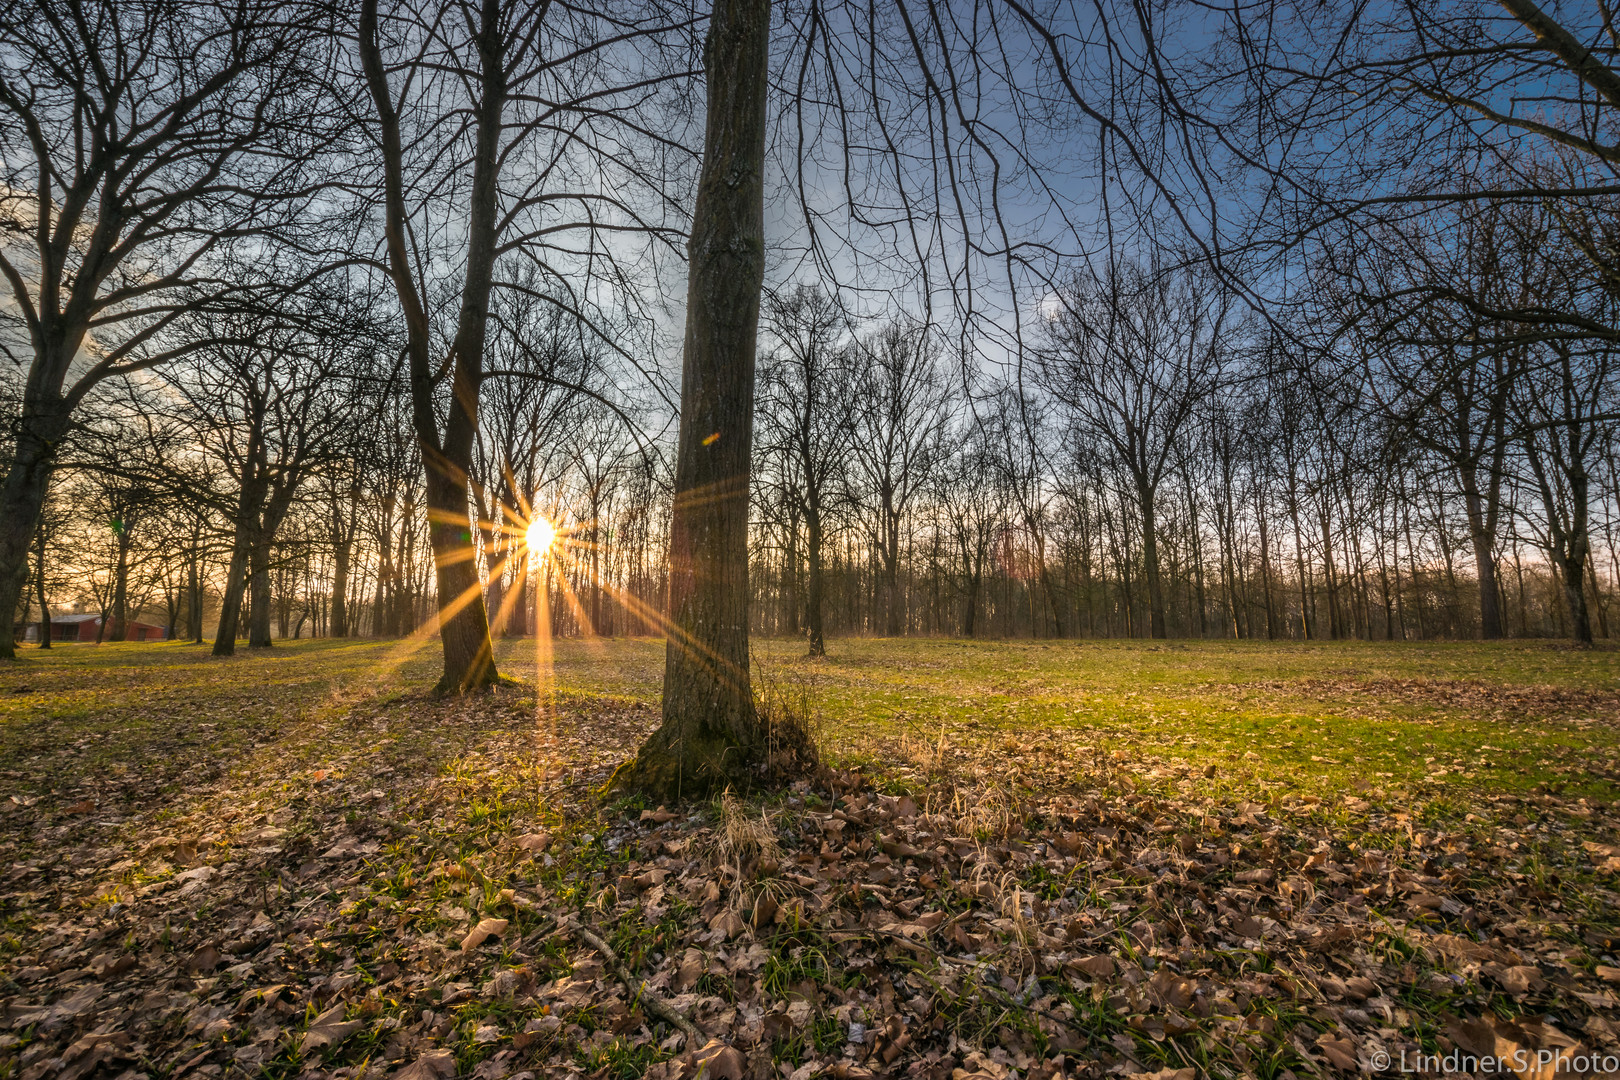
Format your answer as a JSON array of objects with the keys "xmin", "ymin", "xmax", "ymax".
[
  {"xmin": 756, "ymin": 285, "xmax": 853, "ymax": 656},
  {"xmin": 849, "ymin": 318, "xmax": 951, "ymax": 636},
  {"xmin": 1515, "ymin": 335, "xmax": 1617, "ymax": 645},
  {"xmin": 0, "ymin": 0, "xmax": 331, "ymax": 655},
  {"xmin": 1040, "ymin": 261, "xmax": 1232, "ymax": 638},
  {"xmin": 140, "ymin": 301, "xmax": 362, "ymax": 654},
  {"xmin": 357, "ymin": 0, "xmax": 691, "ymax": 691}
]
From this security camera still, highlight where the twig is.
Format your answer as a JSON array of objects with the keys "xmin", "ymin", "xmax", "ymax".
[
  {"xmin": 567, "ymin": 918, "xmax": 701, "ymax": 1042},
  {"xmin": 514, "ymin": 914, "xmax": 561, "ymax": 956}
]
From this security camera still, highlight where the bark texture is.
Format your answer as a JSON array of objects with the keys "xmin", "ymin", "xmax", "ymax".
[{"xmin": 625, "ymin": 0, "xmax": 770, "ymax": 798}]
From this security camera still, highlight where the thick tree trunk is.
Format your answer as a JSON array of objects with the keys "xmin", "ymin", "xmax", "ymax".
[
  {"xmin": 331, "ymin": 536, "xmax": 352, "ymax": 638},
  {"xmin": 1034, "ymin": 542, "xmax": 1066, "ymax": 638},
  {"xmin": 0, "ymin": 409, "xmax": 67, "ymax": 659},
  {"xmin": 213, "ymin": 542, "xmax": 250, "ymax": 656},
  {"xmin": 425, "ymin": 470, "xmax": 498, "ymax": 689},
  {"xmin": 1560, "ymin": 551, "xmax": 1594, "ymax": 645},
  {"xmin": 884, "ymin": 545, "xmax": 901, "ymax": 637},
  {"xmin": 1459, "ymin": 467, "xmax": 1504, "ymax": 639},
  {"xmin": 625, "ymin": 0, "xmax": 769, "ymax": 798},
  {"xmin": 249, "ymin": 540, "xmax": 274, "ymax": 647},
  {"xmin": 360, "ymin": 0, "xmax": 500, "ymax": 692}
]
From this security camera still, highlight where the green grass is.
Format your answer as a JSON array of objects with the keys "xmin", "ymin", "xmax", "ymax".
[
  {"xmin": 534, "ymin": 635, "xmax": 1620, "ymax": 804},
  {"xmin": 3, "ymin": 635, "xmax": 1617, "ymax": 810}
]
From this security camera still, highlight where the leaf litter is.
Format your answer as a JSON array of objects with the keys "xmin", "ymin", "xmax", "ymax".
[{"xmin": 1, "ymin": 674, "xmax": 1618, "ymax": 1080}]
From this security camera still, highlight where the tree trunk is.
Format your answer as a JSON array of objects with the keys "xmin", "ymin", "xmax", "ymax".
[
  {"xmin": 1138, "ymin": 482, "xmax": 1167, "ymax": 639},
  {"xmin": 418, "ymin": 266, "xmax": 500, "ymax": 689},
  {"xmin": 1319, "ymin": 503, "xmax": 1341, "ymax": 639},
  {"xmin": 0, "ymin": 403, "xmax": 70, "ymax": 659},
  {"xmin": 1459, "ymin": 466, "xmax": 1504, "ymax": 639},
  {"xmin": 108, "ymin": 527, "xmax": 132, "ymax": 642},
  {"xmin": 188, "ymin": 550, "xmax": 203, "ymax": 644},
  {"xmin": 1256, "ymin": 491, "xmax": 1277, "ymax": 639},
  {"xmin": 883, "ymin": 523, "xmax": 902, "ymax": 637},
  {"xmin": 964, "ymin": 569, "xmax": 980, "ymax": 636},
  {"xmin": 624, "ymin": 0, "xmax": 770, "ymax": 799},
  {"xmin": 249, "ymin": 540, "xmax": 274, "ymax": 647},
  {"xmin": 331, "ymin": 530, "xmax": 353, "ymax": 637},
  {"xmin": 34, "ymin": 523, "xmax": 52, "ymax": 650},
  {"xmin": 1288, "ymin": 484, "xmax": 1311, "ymax": 639},
  {"xmin": 1560, "ymin": 548, "xmax": 1594, "ymax": 645},
  {"xmin": 806, "ymin": 509, "xmax": 827, "ymax": 656},
  {"xmin": 360, "ymin": 0, "xmax": 500, "ymax": 693},
  {"xmin": 213, "ymin": 542, "xmax": 250, "ymax": 656}
]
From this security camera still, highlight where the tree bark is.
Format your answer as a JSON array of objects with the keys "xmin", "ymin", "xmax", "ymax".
[
  {"xmin": 0, "ymin": 406, "xmax": 69, "ymax": 658},
  {"xmin": 806, "ymin": 509, "xmax": 827, "ymax": 656},
  {"xmin": 188, "ymin": 550, "xmax": 204, "ymax": 644},
  {"xmin": 214, "ymin": 543, "xmax": 251, "ymax": 656},
  {"xmin": 1459, "ymin": 464, "xmax": 1504, "ymax": 639},
  {"xmin": 109, "ymin": 525, "xmax": 132, "ymax": 642},
  {"xmin": 248, "ymin": 539, "xmax": 274, "ymax": 647},
  {"xmin": 331, "ymin": 487, "xmax": 358, "ymax": 637},
  {"xmin": 1138, "ymin": 481, "xmax": 1168, "ymax": 639},
  {"xmin": 34, "ymin": 522, "xmax": 51, "ymax": 649},
  {"xmin": 624, "ymin": 0, "xmax": 770, "ymax": 798}
]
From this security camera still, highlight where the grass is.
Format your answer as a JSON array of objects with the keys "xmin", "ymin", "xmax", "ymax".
[
  {"xmin": 3, "ymin": 634, "xmax": 1619, "ymax": 1080},
  {"xmin": 536, "ymin": 634, "xmax": 1620, "ymax": 805},
  {"xmin": 4, "ymin": 634, "xmax": 1617, "ymax": 809}
]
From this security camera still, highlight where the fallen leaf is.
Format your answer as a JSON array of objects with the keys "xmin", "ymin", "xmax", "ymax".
[
  {"xmin": 300, "ymin": 1004, "xmax": 362, "ymax": 1052},
  {"xmin": 395, "ymin": 1048, "xmax": 458, "ymax": 1080},
  {"xmin": 462, "ymin": 917, "xmax": 509, "ymax": 952},
  {"xmin": 691, "ymin": 1038, "xmax": 745, "ymax": 1080},
  {"xmin": 1065, "ymin": 954, "xmax": 1115, "ymax": 979}
]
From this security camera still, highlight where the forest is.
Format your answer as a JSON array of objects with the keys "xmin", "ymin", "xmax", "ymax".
[
  {"xmin": 4, "ymin": 2, "xmax": 1619, "ymax": 667},
  {"xmin": 3, "ymin": 0, "xmax": 1620, "ymax": 1079}
]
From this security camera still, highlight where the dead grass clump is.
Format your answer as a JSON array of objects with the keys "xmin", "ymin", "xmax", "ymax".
[
  {"xmin": 714, "ymin": 790, "xmax": 798, "ymax": 925},
  {"xmin": 752, "ymin": 657, "xmax": 822, "ymax": 785},
  {"xmin": 716, "ymin": 790, "xmax": 781, "ymax": 867},
  {"xmin": 924, "ymin": 783, "xmax": 1019, "ymax": 841},
  {"xmin": 898, "ymin": 720, "xmax": 951, "ymax": 775}
]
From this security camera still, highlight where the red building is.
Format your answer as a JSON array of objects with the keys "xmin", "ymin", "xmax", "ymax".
[{"xmin": 20, "ymin": 613, "xmax": 168, "ymax": 643}]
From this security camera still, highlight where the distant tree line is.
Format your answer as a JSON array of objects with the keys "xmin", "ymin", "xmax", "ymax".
[{"xmin": 5, "ymin": 0, "xmax": 1620, "ymax": 681}]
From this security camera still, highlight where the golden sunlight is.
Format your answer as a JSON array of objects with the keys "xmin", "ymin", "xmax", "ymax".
[{"xmin": 525, "ymin": 515, "xmax": 556, "ymax": 553}]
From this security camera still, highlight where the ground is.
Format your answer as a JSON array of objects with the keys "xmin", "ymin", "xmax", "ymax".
[{"xmin": 2, "ymin": 637, "xmax": 1619, "ymax": 1080}]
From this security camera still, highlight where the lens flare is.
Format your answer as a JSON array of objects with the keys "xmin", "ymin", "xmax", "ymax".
[{"xmin": 526, "ymin": 516, "xmax": 555, "ymax": 552}]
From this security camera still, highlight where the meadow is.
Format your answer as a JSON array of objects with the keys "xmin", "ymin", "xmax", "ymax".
[{"xmin": 2, "ymin": 637, "xmax": 1618, "ymax": 1079}]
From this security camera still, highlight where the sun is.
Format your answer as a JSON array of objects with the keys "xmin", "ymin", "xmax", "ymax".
[{"xmin": 526, "ymin": 516, "xmax": 556, "ymax": 552}]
